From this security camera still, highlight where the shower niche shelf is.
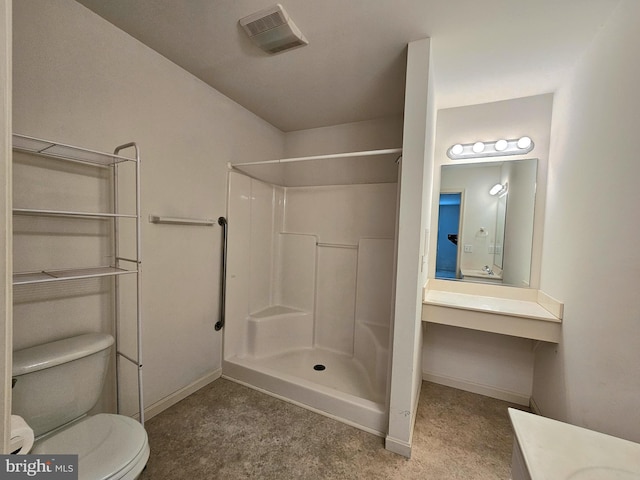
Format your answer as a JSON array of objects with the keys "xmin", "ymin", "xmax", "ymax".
[{"xmin": 12, "ymin": 133, "xmax": 145, "ymax": 425}]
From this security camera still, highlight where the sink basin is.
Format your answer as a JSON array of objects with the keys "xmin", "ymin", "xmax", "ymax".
[
  {"xmin": 509, "ymin": 408, "xmax": 640, "ymax": 480},
  {"xmin": 461, "ymin": 268, "xmax": 503, "ymax": 280}
]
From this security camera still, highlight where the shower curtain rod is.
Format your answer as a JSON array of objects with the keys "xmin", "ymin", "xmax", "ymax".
[{"xmin": 231, "ymin": 147, "xmax": 402, "ymax": 167}]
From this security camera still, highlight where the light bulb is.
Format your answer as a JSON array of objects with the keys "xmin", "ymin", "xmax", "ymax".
[
  {"xmin": 450, "ymin": 144, "xmax": 464, "ymax": 156},
  {"xmin": 517, "ymin": 136, "xmax": 532, "ymax": 149},
  {"xmin": 495, "ymin": 139, "xmax": 508, "ymax": 151},
  {"xmin": 472, "ymin": 142, "xmax": 485, "ymax": 153}
]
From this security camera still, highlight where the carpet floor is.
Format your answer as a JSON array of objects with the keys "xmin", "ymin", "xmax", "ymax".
[{"xmin": 140, "ymin": 378, "xmax": 525, "ymax": 479}]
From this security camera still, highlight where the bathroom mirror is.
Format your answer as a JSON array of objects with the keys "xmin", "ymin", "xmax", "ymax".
[{"xmin": 435, "ymin": 158, "xmax": 537, "ymax": 287}]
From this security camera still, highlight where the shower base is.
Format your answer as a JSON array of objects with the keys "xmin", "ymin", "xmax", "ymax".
[{"xmin": 223, "ymin": 347, "xmax": 388, "ymax": 435}]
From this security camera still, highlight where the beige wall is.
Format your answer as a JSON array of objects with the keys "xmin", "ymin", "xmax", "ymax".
[
  {"xmin": 534, "ymin": 0, "xmax": 640, "ymax": 442},
  {"xmin": 12, "ymin": 0, "xmax": 284, "ymax": 416}
]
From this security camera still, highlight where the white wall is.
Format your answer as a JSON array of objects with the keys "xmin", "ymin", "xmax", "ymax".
[
  {"xmin": 284, "ymin": 116, "xmax": 404, "ymax": 157},
  {"xmin": 248, "ymin": 179, "xmax": 280, "ymax": 315},
  {"xmin": 386, "ymin": 38, "xmax": 434, "ymax": 458},
  {"xmin": 12, "ymin": 0, "xmax": 284, "ymax": 416},
  {"xmin": 423, "ymin": 324, "xmax": 534, "ymax": 405},
  {"xmin": 284, "ymin": 184, "xmax": 397, "ymax": 244},
  {"xmin": 430, "ymin": 94, "xmax": 553, "ymax": 289},
  {"xmin": 423, "ymin": 94, "xmax": 553, "ymax": 404},
  {"xmin": 502, "ymin": 159, "xmax": 537, "ymax": 287},
  {"xmin": 0, "ymin": 0, "xmax": 11, "ymax": 453},
  {"xmin": 534, "ymin": 0, "xmax": 640, "ymax": 442}
]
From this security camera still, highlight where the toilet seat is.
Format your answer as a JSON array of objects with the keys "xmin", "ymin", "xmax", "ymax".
[{"xmin": 31, "ymin": 413, "xmax": 149, "ymax": 480}]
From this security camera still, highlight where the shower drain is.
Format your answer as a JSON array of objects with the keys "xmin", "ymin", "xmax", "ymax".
[{"xmin": 313, "ymin": 364, "xmax": 326, "ymax": 371}]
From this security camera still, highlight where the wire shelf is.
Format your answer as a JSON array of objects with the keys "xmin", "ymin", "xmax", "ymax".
[
  {"xmin": 13, "ymin": 266, "xmax": 138, "ymax": 286},
  {"xmin": 13, "ymin": 133, "xmax": 136, "ymax": 166},
  {"xmin": 14, "ymin": 208, "xmax": 137, "ymax": 219}
]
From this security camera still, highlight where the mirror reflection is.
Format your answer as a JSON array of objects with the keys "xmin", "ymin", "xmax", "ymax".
[{"xmin": 435, "ymin": 158, "xmax": 537, "ymax": 287}]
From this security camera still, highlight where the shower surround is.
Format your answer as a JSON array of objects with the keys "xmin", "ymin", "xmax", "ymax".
[{"xmin": 223, "ymin": 170, "xmax": 398, "ymax": 434}]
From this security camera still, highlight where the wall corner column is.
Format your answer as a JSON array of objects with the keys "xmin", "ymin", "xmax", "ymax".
[{"xmin": 386, "ymin": 37, "xmax": 435, "ymax": 457}]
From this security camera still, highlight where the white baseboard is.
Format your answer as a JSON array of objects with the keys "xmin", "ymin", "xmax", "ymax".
[
  {"xmin": 143, "ymin": 368, "xmax": 222, "ymax": 421},
  {"xmin": 385, "ymin": 435, "xmax": 412, "ymax": 458},
  {"xmin": 423, "ymin": 372, "xmax": 530, "ymax": 406},
  {"xmin": 529, "ymin": 396, "xmax": 542, "ymax": 415},
  {"xmin": 385, "ymin": 379, "xmax": 422, "ymax": 458}
]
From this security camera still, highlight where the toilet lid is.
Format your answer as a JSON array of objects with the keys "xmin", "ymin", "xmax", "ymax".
[{"xmin": 31, "ymin": 414, "xmax": 148, "ymax": 480}]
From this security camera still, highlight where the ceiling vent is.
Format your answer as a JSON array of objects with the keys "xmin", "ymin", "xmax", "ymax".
[{"xmin": 239, "ymin": 4, "xmax": 308, "ymax": 54}]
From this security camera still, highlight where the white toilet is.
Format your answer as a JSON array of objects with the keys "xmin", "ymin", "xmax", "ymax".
[{"xmin": 12, "ymin": 333, "xmax": 149, "ymax": 480}]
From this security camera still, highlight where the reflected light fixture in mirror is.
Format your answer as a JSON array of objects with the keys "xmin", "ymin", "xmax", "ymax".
[
  {"xmin": 447, "ymin": 136, "xmax": 534, "ymax": 160},
  {"xmin": 489, "ymin": 183, "xmax": 504, "ymax": 195},
  {"xmin": 489, "ymin": 182, "xmax": 509, "ymax": 197}
]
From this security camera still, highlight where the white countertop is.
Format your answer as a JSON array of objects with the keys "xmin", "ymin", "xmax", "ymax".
[
  {"xmin": 424, "ymin": 289, "xmax": 559, "ymax": 322},
  {"xmin": 509, "ymin": 408, "xmax": 640, "ymax": 479},
  {"xmin": 422, "ymin": 280, "xmax": 563, "ymax": 342}
]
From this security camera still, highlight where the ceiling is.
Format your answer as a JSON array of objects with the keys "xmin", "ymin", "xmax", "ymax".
[{"xmin": 75, "ymin": 0, "xmax": 620, "ymax": 132}]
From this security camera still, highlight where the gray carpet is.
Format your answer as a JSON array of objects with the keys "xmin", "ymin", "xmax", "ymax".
[{"xmin": 140, "ymin": 379, "xmax": 524, "ymax": 479}]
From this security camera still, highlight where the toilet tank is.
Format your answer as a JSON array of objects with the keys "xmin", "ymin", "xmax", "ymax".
[{"xmin": 12, "ymin": 333, "xmax": 114, "ymax": 437}]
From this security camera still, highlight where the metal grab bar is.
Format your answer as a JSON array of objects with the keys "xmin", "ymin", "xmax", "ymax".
[
  {"xmin": 148, "ymin": 215, "xmax": 215, "ymax": 226},
  {"xmin": 215, "ymin": 216, "xmax": 227, "ymax": 331}
]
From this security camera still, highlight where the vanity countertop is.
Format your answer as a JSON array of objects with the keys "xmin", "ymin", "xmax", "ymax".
[
  {"xmin": 424, "ymin": 289, "xmax": 557, "ymax": 321},
  {"xmin": 509, "ymin": 408, "xmax": 640, "ymax": 479},
  {"xmin": 422, "ymin": 279, "xmax": 563, "ymax": 342}
]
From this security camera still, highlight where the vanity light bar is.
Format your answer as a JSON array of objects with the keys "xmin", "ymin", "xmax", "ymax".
[{"xmin": 447, "ymin": 136, "xmax": 534, "ymax": 160}]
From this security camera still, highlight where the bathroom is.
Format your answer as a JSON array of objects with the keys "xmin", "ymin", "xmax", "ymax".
[{"xmin": 2, "ymin": 0, "xmax": 640, "ymax": 478}]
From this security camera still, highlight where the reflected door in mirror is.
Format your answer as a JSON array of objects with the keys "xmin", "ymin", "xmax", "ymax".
[{"xmin": 436, "ymin": 192, "xmax": 461, "ymax": 279}]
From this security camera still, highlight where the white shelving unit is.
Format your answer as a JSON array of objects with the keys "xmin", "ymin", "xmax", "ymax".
[{"xmin": 12, "ymin": 133, "xmax": 145, "ymax": 425}]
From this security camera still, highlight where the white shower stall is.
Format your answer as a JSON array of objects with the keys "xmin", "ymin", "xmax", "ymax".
[{"xmin": 222, "ymin": 152, "xmax": 399, "ymax": 434}]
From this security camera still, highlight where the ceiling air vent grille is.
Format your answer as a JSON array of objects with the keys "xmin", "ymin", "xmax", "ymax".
[
  {"xmin": 239, "ymin": 4, "xmax": 308, "ymax": 54},
  {"xmin": 243, "ymin": 11, "xmax": 286, "ymax": 36}
]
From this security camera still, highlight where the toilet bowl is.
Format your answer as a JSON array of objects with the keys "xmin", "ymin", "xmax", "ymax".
[
  {"xmin": 12, "ymin": 333, "xmax": 149, "ymax": 480},
  {"xmin": 31, "ymin": 414, "xmax": 149, "ymax": 480}
]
